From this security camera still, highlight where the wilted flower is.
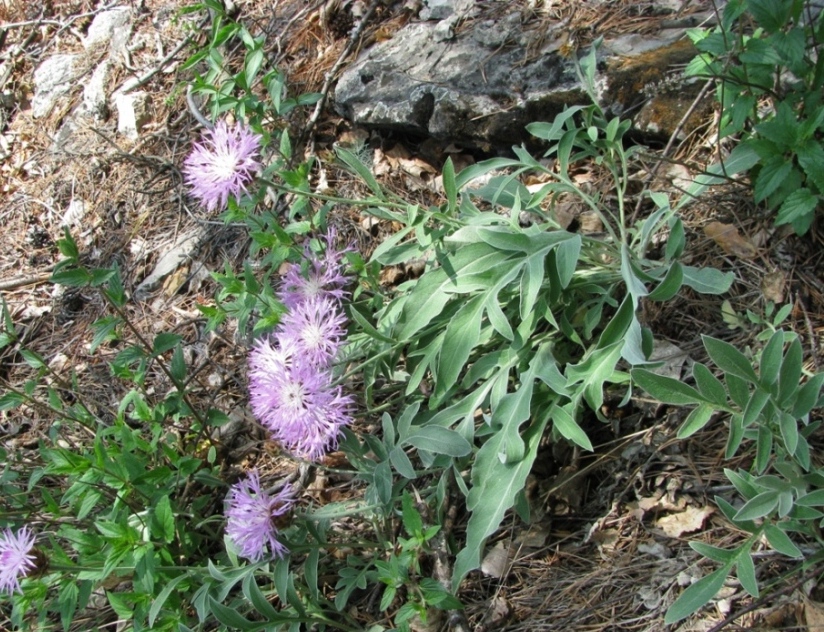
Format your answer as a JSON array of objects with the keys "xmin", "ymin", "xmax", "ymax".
[
  {"xmin": 183, "ymin": 120, "xmax": 262, "ymax": 212},
  {"xmin": 0, "ymin": 526, "xmax": 36, "ymax": 595},
  {"xmin": 225, "ymin": 471, "xmax": 294, "ymax": 562}
]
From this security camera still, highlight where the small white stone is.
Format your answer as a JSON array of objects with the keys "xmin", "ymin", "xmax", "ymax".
[
  {"xmin": 83, "ymin": 8, "xmax": 131, "ymax": 50},
  {"xmin": 83, "ymin": 60, "xmax": 112, "ymax": 118},
  {"xmin": 115, "ymin": 91, "xmax": 152, "ymax": 139},
  {"xmin": 61, "ymin": 199, "xmax": 86, "ymax": 227}
]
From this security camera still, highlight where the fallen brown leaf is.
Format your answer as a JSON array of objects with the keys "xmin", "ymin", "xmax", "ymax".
[
  {"xmin": 666, "ymin": 163, "xmax": 692, "ymax": 190},
  {"xmin": 805, "ymin": 596, "xmax": 824, "ymax": 631},
  {"xmin": 590, "ymin": 527, "xmax": 620, "ymax": 556},
  {"xmin": 704, "ymin": 221, "xmax": 757, "ymax": 258},
  {"xmin": 481, "ymin": 541, "xmax": 511, "ymax": 578},
  {"xmin": 579, "ymin": 210, "xmax": 604, "ymax": 234},
  {"xmin": 657, "ymin": 506, "xmax": 714, "ymax": 538},
  {"xmin": 487, "ymin": 595, "xmax": 511, "ymax": 626},
  {"xmin": 762, "ymin": 270, "xmax": 786, "ymax": 303},
  {"xmin": 163, "ymin": 264, "xmax": 189, "ymax": 297}
]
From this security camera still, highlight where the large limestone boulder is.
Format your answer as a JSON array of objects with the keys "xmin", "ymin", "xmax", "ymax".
[{"xmin": 333, "ymin": 3, "xmax": 713, "ymax": 147}]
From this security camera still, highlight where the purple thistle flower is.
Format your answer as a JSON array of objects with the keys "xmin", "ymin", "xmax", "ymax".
[
  {"xmin": 0, "ymin": 527, "xmax": 36, "ymax": 595},
  {"xmin": 248, "ymin": 230, "xmax": 355, "ymax": 461},
  {"xmin": 225, "ymin": 471, "xmax": 294, "ymax": 562},
  {"xmin": 183, "ymin": 120, "xmax": 262, "ymax": 212},
  {"xmin": 278, "ymin": 232, "xmax": 350, "ymax": 310},
  {"xmin": 249, "ymin": 336, "xmax": 295, "ymax": 376},
  {"xmin": 277, "ymin": 297, "xmax": 347, "ymax": 367},
  {"xmin": 249, "ymin": 336, "xmax": 294, "ymax": 424},
  {"xmin": 249, "ymin": 349, "xmax": 353, "ymax": 461},
  {"xmin": 271, "ymin": 365, "xmax": 353, "ymax": 460}
]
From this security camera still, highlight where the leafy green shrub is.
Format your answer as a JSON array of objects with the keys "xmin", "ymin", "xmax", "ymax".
[
  {"xmin": 334, "ymin": 44, "xmax": 732, "ymax": 590},
  {"xmin": 686, "ymin": 0, "xmax": 824, "ymax": 233},
  {"xmin": 634, "ymin": 331, "xmax": 824, "ymax": 622},
  {"xmin": 0, "ymin": 242, "xmax": 229, "ymax": 630}
]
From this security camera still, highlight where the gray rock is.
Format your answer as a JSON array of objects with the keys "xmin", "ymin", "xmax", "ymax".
[
  {"xmin": 32, "ymin": 54, "xmax": 79, "ymax": 118},
  {"xmin": 83, "ymin": 8, "xmax": 132, "ymax": 50},
  {"xmin": 52, "ymin": 118, "xmax": 78, "ymax": 152},
  {"xmin": 83, "ymin": 60, "xmax": 112, "ymax": 119},
  {"xmin": 419, "ymin": 0, "xmax": 474, "ymax": 21},
  {"xmin": 334, "ymin": 6, "xmax": 705, "ymax": 146},
  {"xmin": 61, "ymin": 199, "xmax": 87, "ymax": 228},
  {"xmin": 134, "ymin": 227, "xmax": 209, "ymax": 300},
  {"xmin": 602, "ymin": 31, "xmax": 684, "ymax": 58},
  {"xmin": 334, "ymin": 20, "xmax": 583, "ymax": 146}
]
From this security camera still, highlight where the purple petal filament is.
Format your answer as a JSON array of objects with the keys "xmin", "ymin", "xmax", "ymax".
[
  {"xmin": 248, "ymin": 234, "xmax": 354, "ymax": 461},
  {"xmin": 0, "ymin": 527, "xmax": 36, "ymax": 595},
  {"xmin": 225, "ymin": 471, "xmax": 294, "ymax": 562},
  {"xmin": 183, "ymin": 121, "xmax": 262, "ymax": 212}
]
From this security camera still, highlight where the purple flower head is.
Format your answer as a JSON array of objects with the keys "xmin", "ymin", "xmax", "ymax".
[
  {"xmin": 277, "ymin": 297, "xmax": 347, "ymax": 368},
  {"xmin": 278, "ymin": 232, "xmax": 350, "ymax": 310},
  {"xmin": 284, "ymin": 383, "xmax": 352, "ymax": 459},
  {"xmin": 249, "ymin": 336, "xmax": 296, "ymax": 424},
  {"xmin": 271, "ymin": 364, "xmax": 353, "ymax": 460},
  {"xmin": 249, "ymin": 353, "xmax": 354, "ymax": 461},
  {"xmin": 225, "ymin": 471, "xmax": 294, "ymax": 562},
  {"xmin": 183, "ymin": 120, "xmax": 262, "ymax": 212},
  {"xmin": 0, "ymin": 527, "xmax": 36, "ymax": 595},
  {"xmin": 249, "ymin": 336, "xmax": 295, "ymax": 377},
  {"xmin": 248, "ymin": 229, "xmax": 355, "ymax": 461}
]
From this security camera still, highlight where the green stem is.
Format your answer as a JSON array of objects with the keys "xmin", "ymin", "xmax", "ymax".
[
  {"xmin": 333, "ymin": 340, "xmax": 408, "ymax": 387},
  {"xmin": 257, "ymin": 177, "xmax": 409, "ymax": 212},
  {"xmin": 0, "ymin": 381, "xmax": 96, "ymax": 434},
  {"xmin": 47, "ymin": 564, "xmax": 195, "ymax": 573},
  {"xmin": 365, "ymin": 393, "xmax": 407, "ymax": 415},
  {"xmin": 104, "ymin": 298, "xmax": 208, "ymax": 433}
]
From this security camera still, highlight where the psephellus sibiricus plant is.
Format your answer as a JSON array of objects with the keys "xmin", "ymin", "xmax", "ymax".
[
  {"xmin": 2, "ymin": 2, "xmax": 823, "ymax": 629},
  {"xmin": 248, "ymin": 233, "xmax": 354, "ymax": 461},
  {"xmin": 183, "ymin": 117, "xmax": 355, "ymax": 525},
  {"xmin": 182, "ymin": 119, "xmax": 263, "ymax": 212}
]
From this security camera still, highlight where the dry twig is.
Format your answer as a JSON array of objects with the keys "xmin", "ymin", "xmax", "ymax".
[
  {"xmin": 299, "ymin": 0, "xmax": 382, "ymax": 149},
  {"xmin": 0, "ymin": 271, "xmax": 54, "ymax": 292}
]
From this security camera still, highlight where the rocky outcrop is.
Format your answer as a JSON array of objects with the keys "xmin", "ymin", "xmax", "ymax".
[
  {"xmin": 30, "ymin": 7, "xmax": 154, "ymax": 137},
  {"xmin": 333, "ymin": 2, "xmax": 715, "ymax": 148}
]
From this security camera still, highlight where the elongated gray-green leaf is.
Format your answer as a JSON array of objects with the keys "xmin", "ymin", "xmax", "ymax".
[{"xmin": 452, "ymin": 416, "xmax": 548, "ymax": 590}]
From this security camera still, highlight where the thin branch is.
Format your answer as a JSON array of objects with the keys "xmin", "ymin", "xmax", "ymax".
[
  {"xmin": 1, "ymin": 1, "xmax": 119, "ymax": 32},
  {"xmin": 186, "ymin": 84, "xmax": 215, "ymax": 130},
  {"xmin": 630, "ymin": 78, "xmax": 715, "ymax": 223},
  {"xmin": 430, "ymin": 471, "xmax": 471, "ymax": 632},
  {"xmin": 0, "ymin": 19, "xmax": 65, "ymax": 29},
  {"xmin": 46, "ymin": 1, "xmax": 123, "ymax": 47},
  {"xmin": 299, "ymin": 0, "xmax": 382, "ymax": 148},
  {"xmin": 123, "ymin": 22, "xmax": 207, "ymax": 94},
  {"xmin": 104, "ymin": 298, "xmax": 208, "ymax": 431},
  {"xmin": 0, "ymin": 271, "xmax": 54, "ymax": 291}
]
